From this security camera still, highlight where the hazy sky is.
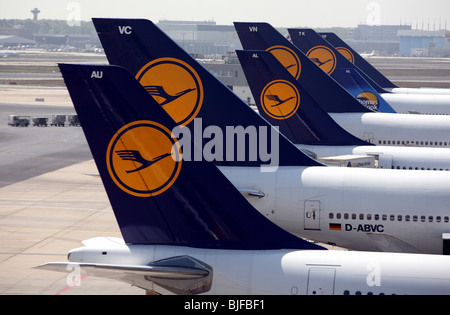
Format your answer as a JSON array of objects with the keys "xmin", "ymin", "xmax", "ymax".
[{"xmin": 1, "ymin": 0, "xmax": 449, "ymax": 28}]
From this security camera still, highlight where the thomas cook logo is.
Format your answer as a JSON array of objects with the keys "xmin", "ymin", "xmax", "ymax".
[
  {"xmin": 106, "ymin": 121, "xmax": 182, "ymax": 197},
  {"xmin": 135, "ymin": 58, "xmax": 204, "ymax": 126},
  {"xmin": 336, "ymin": 47, "xmax": 355, "ymax": 64},
  {"xmin": 356, "ymin": 92, "xmax": 379, "ymax": 111},
  {"xmin": 306, "ymin": 45, "xmax": 337, "ymax": 74},
  {"xmin": 266, "ymin": 46, "xmax": 301, "ymax": 80},
  {"xmin": 260, "ymin": 80, "xmax": 300, "ymax": 120}
]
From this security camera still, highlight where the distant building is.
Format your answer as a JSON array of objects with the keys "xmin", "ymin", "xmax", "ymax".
[
  {"xmin": 199, "ymin": 54, "xmax": 255, "ymax": 106},
  {"xmin": 157, "ymin": 20, "xmax": 242, "ymax": 56},
  {"xmin": 347, "ymin": 24, "xmax": 411, "ymax": 56},
  {"xmin": 398, "ymin": 30, "xmax": 450, "ymax": 57},
  {"xmin": 0, "ymin": 35, "xmax": 35, "ymax": 47}
]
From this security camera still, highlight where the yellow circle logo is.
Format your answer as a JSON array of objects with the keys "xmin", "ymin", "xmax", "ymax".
[
  {"xmin": 336, "ymin": 47, "xmax": 355, "ymax": 64},
  {"xmin": 106, "ymin": 121, "xmax": 182, "ymax": 197},
  {"xmin": 266, "ymin": 45, "xmax": 301, "ymax": 80},
  {"xmin": 356, "ymin": 92, "xmax": 379, "ymax": 111},
  {"xmin": 135, "ymin": 58, "xmax": 203, "ymax": 126},
  {"xmin": 306, "ymin": 45, "xmax": 337, "ymax": 74},
  {"xmin": 260, "ymin": 80, "xmax": 300, "ymax": 120}
]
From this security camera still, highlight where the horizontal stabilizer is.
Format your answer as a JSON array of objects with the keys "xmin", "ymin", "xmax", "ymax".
[
  {"xmin": 366, "ymin": 234, "xmax": 424, "ymax": 254},
  {"xmin": 36, "ymin": 255, "xmax": 213, "ymax": 294}
]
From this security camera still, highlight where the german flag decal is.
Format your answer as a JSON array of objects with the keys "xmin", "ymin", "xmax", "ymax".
[{"xmin": 329, "ymin": 223, "xmax": 342, "ymax": 231}]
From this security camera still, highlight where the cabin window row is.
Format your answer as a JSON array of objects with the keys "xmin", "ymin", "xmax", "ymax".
[
  {"xmin": 328, "ymin": 212, "xmax": 450, "ymax": 223},
  {"xmin": 390, "ymin": 166, "xmax": 450, "ymax": 171},
  {"xmin": 378, "ymin": 140, "xmax": 448, "ymax": 146}
]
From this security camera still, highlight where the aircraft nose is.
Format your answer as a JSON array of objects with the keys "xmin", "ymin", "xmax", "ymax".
[{"xmin": 67, "ymin": 247, "xmax": 84, "ymax": 262}]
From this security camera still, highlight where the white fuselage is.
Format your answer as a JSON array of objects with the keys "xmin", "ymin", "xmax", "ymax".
[
  {"xmin": 381, "ymin": 92, "xmax": 450, "ymax": 114},
  {"xmin": 68, "ymin": 241, "xmax": 450, "ymax": 295},
  {"xmin": 329, "ymin": 112, "xmax": 450, "ymax": 148},
  {"xmin": 298, "ymin": 144, "xmax": 450, "ymax": 171},
  {"xmin": 219, "ymin": 166, "xmax": 450, "ymax": 254},
  {"xmin": 387, "ymin": 87, "xmax": 450, "ymax": 96}
]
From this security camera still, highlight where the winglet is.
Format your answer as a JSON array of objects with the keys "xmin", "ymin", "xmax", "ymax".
[{"xmin": 59, "ymin": 63, "xmax": 324, "ymax": 251}]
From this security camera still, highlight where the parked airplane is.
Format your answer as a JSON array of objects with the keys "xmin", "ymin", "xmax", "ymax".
[
  {"xmin": 234, "ymin": 22, "xmax": 450, "ymax": 146},
  {"xmin": 321, "ymin": 32, "xmax": 450, "ymax": 96},
  {"xmin": 236, "ymin": 49, "xmax": 450, "ymax": 171},
  {"xmin": 288, "ymin": 28, "xmax": 450, "ymax": 114},
  {"xmin": 90, "ymin": 18, "xmax": 450, "ymax": 255},
  {"xmin": 360, "ymin": 50, "xmax": 375, "ymax": 58},
  {"xmin": 38, "ymin": 63, "xmax": 450, "ymax": 295}
]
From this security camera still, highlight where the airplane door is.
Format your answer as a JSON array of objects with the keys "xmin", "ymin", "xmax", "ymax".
[
  {"xmin": 304, "ymin": 200, "xmax": 321, "ymax": 230},
  {"xmin": 307, "ymin": 267, "xmax": 336, "ymax": 295},
  {"xmin": 363, "ymin": 132, "xmax": 374, "ymax": 143},
  {"xmin": 378, "ymin": 154, "xmax": 393, "ymax": 169}
]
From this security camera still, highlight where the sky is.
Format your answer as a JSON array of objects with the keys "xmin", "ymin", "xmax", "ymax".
[{"xmin": 0, "ymin": 0, "xmax": 449, "ymax": 29}]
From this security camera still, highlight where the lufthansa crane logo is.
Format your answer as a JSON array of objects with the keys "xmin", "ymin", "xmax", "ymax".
[
  {"xmin": 306, "ymin": 45, "xmax": 337, "ymax": 75},
  {"xmin": 336, "ymin": 47, "xmax": 355, "ymax": 64},
  {"xmin": 266, "ymin": 46, "xmax": 301, "ymax": 80},
  {"xmin": 106, "ymin": 120, "xmax": 182, "ymax": 197},
  {"xmin": 260, "ymin": 80, "xmax": 300, "ymax": 120},
  {"xmin": 135, "ymin": 58, "xmax": 204, "ymax": 126}
]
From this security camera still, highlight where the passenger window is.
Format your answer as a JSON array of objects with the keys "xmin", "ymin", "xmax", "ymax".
[
  {"xmin": 374, "ymin": 214, "xmax": 379, "ymax": 220},
  {"xmin": 437, "ymin": 216, "xmax": 441, "ymax": 223},
  {"xmin": 352, "ymin": 213, "xmax": 356, "ymax": 220},
  {"xmin": 337, "ymin": 213, "xmax": 341, "ymax": 219},
  {"xmin": 344, "ymin": 213, "xmax": 349, "ymax": 219},
  {"xmin": 429, "ymin": 216, "xmax": 433, "ymax": 222},
  {"xmin": 390, "ymin": 215, "xmax": 395, "ymax": 221},
  {"xmin": 421, "ymin": 216, "xmax": 426, "ymax": 222},
  {"xmin": 398, "ymin": 215, "xmax": 402, "ymax": 221},
  {"xmin": 382, "ymin": 214, "xmax": 387, "ymax": 221},
  {"xmin": 413, "ymin": 215, "xmax": 418, "ymax": 222},
  {"xmin": 405, "ymin": 215, "xmax": 410, "ymax": 222},
  {"xmin": 329, "ymin": 213, "xmax": 334, "ymax": 219},
  {"xmin": 359, "ymin": 214, "xmax": 364, "ymax": 220},
  {"xmin": 445, "ymin": 216, "xmax": 449, "ymax": 223},
  {"xmin": 367, "ymin": 214, "xmax": 372, "ymax": 220}
]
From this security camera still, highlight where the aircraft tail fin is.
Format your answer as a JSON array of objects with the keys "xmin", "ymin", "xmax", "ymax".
[
  {"xmin": 93, "ymin": 18, "xmax": 322, "ymax": 168},
  {"xmin": 236, "ymin": 50, "xmax": 371, "ymax": 146},
  {"xmin": 333, "ymin": 68, "xmax": 396, "ymax": 113},
  {"xmin": 288, "ymin": 28, "xmax": 387, "ymax": 94},
  {"xmin": 234, "ymin": 22, "xmax": 372, "ymax": 114},
  {"xmin": 320, "ymin": 32, "xmax": 398, "ymax": 89},
  {"xmin": 59, "ymin": 63, "xmax": 323, "ymax": 251}
]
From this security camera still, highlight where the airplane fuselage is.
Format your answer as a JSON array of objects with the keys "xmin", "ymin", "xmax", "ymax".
[
  {"xmin": 297, "ymin": 144, "xmax": 450, "ymax": 171},
  {"xmin": 219, "ymin": 166, "xmax": 450, "ymax": 254},
  {"xmin": 380, "ymin": 92, "xmax": 450, "ymax": 114},
  {"xmin": 66, "ymin": 241, "xmax": 450, "ymax": 295},
  {"xmin": 329, "ymin": 112, "xmax": 450, "ymax": 148}
]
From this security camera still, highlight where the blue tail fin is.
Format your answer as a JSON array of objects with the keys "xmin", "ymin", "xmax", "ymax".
[
  {"xmin": 234, "ymin": 22, "xmax": 372, "ymax": 114},
  {"xmin": 333, "ymin": 68, "xmax": 396, "ymax": 113},
  {"xmin": 59, "ymin": 63, "xmax": 323, "ymax": 251},
  {"xmin": 236, "ymin": 50, "xmax": 371, "ymax": 146},
  {"xmin": 287, "ymin": 28, "xmax": 387, "ymax": 95},
  {"xmin": 320, "ymin": 32, "xmax": 398, "ymax": 90},
  {"xmin": 93, "ymin": 18, "xmax": 321, "ymax": 168}
]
